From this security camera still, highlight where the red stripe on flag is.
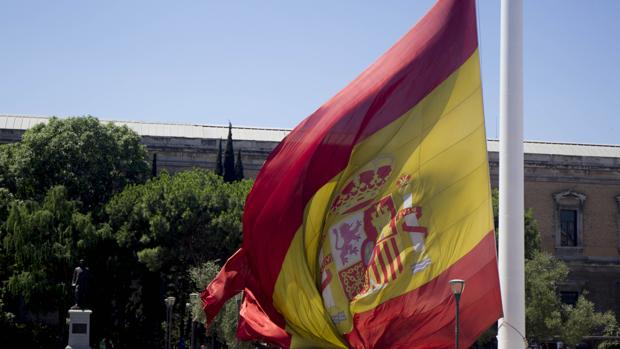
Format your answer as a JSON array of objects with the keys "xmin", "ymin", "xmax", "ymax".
[
  {"xmin": 371, "ymin": 260, "xmax": 381, "ymax": 284},
  {"xmin": 237, "ymin": 288, "xmax": 292, "ymax": 348},
  {"xmin": 385, "ymin": 241, "xmax": 397, "ymax": 280},
  {"xmin": 345, "ymin": 231, "xmax": 501, "ymax": 349},
  {"xmin": 377, "ymin": 244, "xmax": 389, "ymax": 283},
  {"xmin": 389, "ymin": 238, "xmax": 403, "ymax": 275}
]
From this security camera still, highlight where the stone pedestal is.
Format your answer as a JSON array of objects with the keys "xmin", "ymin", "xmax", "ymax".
[{"xmin": 66, "ymin": 309, "xmax": 92, "ymax": 349}]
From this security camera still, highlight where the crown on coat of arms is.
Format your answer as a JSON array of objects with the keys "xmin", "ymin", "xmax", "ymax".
[{"xmin": 330, "ymin": 159, "xmax": 393, "ymax": 215}]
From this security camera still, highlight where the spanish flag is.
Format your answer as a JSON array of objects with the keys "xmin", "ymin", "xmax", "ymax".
[{"xmin": 201, "ymin": 0, "xmax": 502, "ymax": 347}]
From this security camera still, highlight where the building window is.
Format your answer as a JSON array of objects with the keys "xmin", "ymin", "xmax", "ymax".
[
  {"xmin": 553, "ymin": 190, "xmax": 586, "ymax": 249},
  {"xmin": 560, "ymin": 209, "xmax": 578, "ymax": 247}
]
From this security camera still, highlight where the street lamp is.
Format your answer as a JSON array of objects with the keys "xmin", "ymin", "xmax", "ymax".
[
  {"xmin": 189, "ymin": 293, "xmax": 200, "ymax": 349},
  {"xmin": 164, "ymin": 296, "xmax": 176, "ymax": 349},
  {"xmin": 183, "ymin": 302, "xmax": 191, "ymax": 349},
  {"xmin": 236, "ymin": 292, "xmax": 242, "ymax": 349},
  {"xmin": 449, "ymin": 279, "xmax": 465, "ymax": 349}
]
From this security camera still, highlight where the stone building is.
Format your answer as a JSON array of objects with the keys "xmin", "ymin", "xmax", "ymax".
[
  {"xmin": 487, "ymin": 141, "xmax": 620, "ymax": 316},
  {"xmin": 1, "ymin": 115, "xmax": 619, "ymax": 316}
]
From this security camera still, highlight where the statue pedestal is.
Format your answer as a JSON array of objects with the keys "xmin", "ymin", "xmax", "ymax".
[{"xmin": 65, "ymin": 309, "xmax": 92, "ymax": 349}]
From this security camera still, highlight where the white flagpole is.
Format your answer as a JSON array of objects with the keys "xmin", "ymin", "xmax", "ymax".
[{"xmin": 498, "ymin": 0, "xmax": 525, "ymax": 348}]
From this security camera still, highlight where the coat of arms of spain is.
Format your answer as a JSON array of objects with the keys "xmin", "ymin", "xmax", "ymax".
[{"xmin": 318, "ymin": 157, "xmax": 432, "ymax": 331}]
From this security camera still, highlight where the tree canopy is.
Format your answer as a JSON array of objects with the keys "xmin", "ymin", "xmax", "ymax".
[
  {"xmin": 3, "ymin": 186, "xmax": 98, "ymax": 312},
  {"xmin": 0, "ymin": 116, "xmax": 150, "ymax": 213},
  {"xmin": 104, "ymin": 169, "xmax": 252, "ymax": 345},
  {"xmin": 107, "ymin": 170, "xmax": 251, "ymax": 273}
]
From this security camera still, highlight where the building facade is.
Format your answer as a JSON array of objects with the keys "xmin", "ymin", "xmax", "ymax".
[{"xmin": 1, "ymin": 115, "xmax": 619, "ymax": 316}]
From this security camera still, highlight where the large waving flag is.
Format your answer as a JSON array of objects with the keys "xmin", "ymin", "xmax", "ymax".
[{"xmin": 201, "ymin": 0, "xmax": 502, "ymax": 347}]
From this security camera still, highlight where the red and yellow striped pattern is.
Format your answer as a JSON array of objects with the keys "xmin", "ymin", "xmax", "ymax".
[{"xmin": 202, "ymin": 0, "xmax": 502, "ymax": 347}]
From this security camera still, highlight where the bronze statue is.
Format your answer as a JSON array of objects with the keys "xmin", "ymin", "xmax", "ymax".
[{"xmin": 71, "ymin": 259, "xmax": 92, "ymax": 309}]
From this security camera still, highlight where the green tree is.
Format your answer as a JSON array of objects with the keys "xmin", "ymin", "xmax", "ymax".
[
  {"xmin": 598, "ymin": 321, "xmax": 620, "ymax": 349},
  {"xmin": 562, "ymin": 295, "xmax": 617, "ymax": 347},
  {"xmin": 106, "ymin": 169, "xmax": 251, "ymax": 309},
  {"xmin": 104, "ymin": 170, "xmax": 252, "ymax": 347},
  {"xmin": 189, "ymin": 261, "xmax": 220, "ymax": 325},
  {"xmin": 189, "ymin": 261, "xmax": 252, "ymax": 349},
  {"xmin": 0, "ymin": 287, "xmax": 15, "ymax": 338},
  {"xmin": 0, "ymin": 146, "xmax": 16, "ymax": 191},
  {"xmin": 235, "ymin": 149, "xmax": 244, "ymax": 180},
  {"xmin": 0, "ymin": 117, "xmax": 153, "ymax": 347},
  {"xmin": 0, "ymin": 189, "xmax": 15, "ymax": 284},
  {"xmin": 107, "ymin": 170, "xmax": 251, "ymax": 271},
  {"xmin": 524, "ymin": 252, "xmax": 618, "ymax": 345},
  {"xmin": 0, "ymin": 116, "xmax": 150, "ymax": 214},
  {"xmin": 524, "ymin": 252, "xmax": 566, "ymax": 341},
  {"xmin": 223, "ymin": 123, "xmax": 236, "ymax": 183},
  {"xmin": 2, "ymin": 186, "xmax": 99, "ymax": 317}
]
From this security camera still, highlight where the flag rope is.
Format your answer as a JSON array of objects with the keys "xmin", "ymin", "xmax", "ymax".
[{"xmin": 497, "ymin": 319, "xmax": 528, "ymax": 348}]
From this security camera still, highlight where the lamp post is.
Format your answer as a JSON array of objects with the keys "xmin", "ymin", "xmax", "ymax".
[
  {"xmin": 164, "ymin": 296, "xmax": 176, "ymax": 349},
  {"xmin": 184, "ymin": 302, "xmax": 191, "ymax": 348},
  {"xmin": 449, "ymin": 279, "xmax": 465, "ymax": 349},
  {"xmin": 235, "ymin": 292, "xmax": 242, "ymax": 349},
  {"xmin": 189, "ymin": 293, "xmax": 199, "ymax": 349}
]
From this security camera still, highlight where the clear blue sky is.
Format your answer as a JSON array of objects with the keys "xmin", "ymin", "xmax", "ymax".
[{"xmin": 1, "ymin": 1, "xmax": 619, "ymax": 144}]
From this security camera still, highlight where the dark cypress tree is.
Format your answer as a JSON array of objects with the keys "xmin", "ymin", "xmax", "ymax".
[
  {"xmin": 234, "ymin": 149, "xmax": 244, "ymax": 180},
  {"xmin": 223, "ymin": 123, "xmax": 236, "ymax": 183},
  {"xmin": 151, "ymin": 153, "xmax": 157, "ymax": 177},
  {"xmin": 215, "ymin": 138, "xmax": 223, "ymax": 176}
]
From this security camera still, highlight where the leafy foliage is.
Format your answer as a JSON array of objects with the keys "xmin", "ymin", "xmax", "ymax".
[
  {"xmin": 0, "ymin": 293, "xmax": 15, "ymax": 333},
  {"xmin": 189, "ymin": 261, "xmax": 220, "ymax": 325},
  {"xmin": 0, "ymin": 116, "xmax": 150, "ymax": 214},
  {"xmin": 189, "ymin": 261, "xmax": 252, "ymax": 349},
  {"xmin": 107, "ymin": 169, "xmax": 251, "ymax": 272},
  {"xmin": 2, "ymin": 186, "xmax": 98, "ymax": 312},
  {"xmin": 524, "ymin": 252, "xmax": 567, "ymax": 341},
  {"xmin": 598, "ymin": 321, "xmax": 620, "ymax": 349},
  {"xmin": 561, "ymin": 295, "xmax": 617, "ymax": 347},
  {"xmin": 104, "ymin": 169, "xmax": 251, "ymax": 346},
  {"xmin": 523, "ymin": 209, "xmax": 542, "ymax": 260},
  {"xmin": 0, "ymin": 117, "xmax": 155, "ymax": 346},
  {"xmin": 524, "ymin": 247, "xmax": 618, "ymax": 345}
]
